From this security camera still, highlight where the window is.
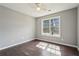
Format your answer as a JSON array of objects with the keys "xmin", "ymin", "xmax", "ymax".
[
  {"xmin": 41, "ymin": 16, "xmax": 60, "ymax": 37},
  {"xmin": 43, "ymin": 20, "xmax": 49, "ymax": 33}
]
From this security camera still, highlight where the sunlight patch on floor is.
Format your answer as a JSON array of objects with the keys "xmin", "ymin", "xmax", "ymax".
[
  {"xmin": 36, "ymin": 42, "xmax": 48, "ymax": 49},
  {"xmin": 36, "ymin": 42, "xmax": 61, "ymax": 56}
]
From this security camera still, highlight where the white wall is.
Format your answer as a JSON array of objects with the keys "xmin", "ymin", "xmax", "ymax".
[
  {"xmin": 36, "ymin": 8, "xmax": 77, "ymax": 47},
  {"xmin": 77, "ymin": 6, "xmax": 79, "ymax": 49},
  {"xmin": 0, "ymin": 6, "xmax": 35, "ymax": 49}
]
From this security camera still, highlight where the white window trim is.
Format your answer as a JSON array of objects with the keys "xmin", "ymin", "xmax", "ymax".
[{"xmin": 41, "ymin": 16, "xmax": 61, "ymax": 37}]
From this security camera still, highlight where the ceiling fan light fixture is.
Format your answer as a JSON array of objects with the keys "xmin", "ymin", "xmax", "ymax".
[
  {"xmin": 36, "ymin": 7, "xmax": 41, "ymax": 11},
  {"xmin": 48, "ymin": 9, "xmax": 51, "ymax": 11}
]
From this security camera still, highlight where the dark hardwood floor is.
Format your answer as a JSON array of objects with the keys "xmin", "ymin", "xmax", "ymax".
[{"xmin": 0, "ymin": 39, "xmax": 78, "ymax": 56}]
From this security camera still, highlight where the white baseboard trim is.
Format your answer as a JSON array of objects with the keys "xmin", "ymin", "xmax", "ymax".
[
  {"xmin": 0, "ymin": 39, "xmax": 34, "ymax": 50},
  {"xmin": 35, "ymin": 38, "xmax": 77, "ymax": 48}
]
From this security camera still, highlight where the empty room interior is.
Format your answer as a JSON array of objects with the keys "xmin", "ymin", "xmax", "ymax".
[{"xmin": 0, "ymin": 3, "xmax": 79, "ymax": 56}]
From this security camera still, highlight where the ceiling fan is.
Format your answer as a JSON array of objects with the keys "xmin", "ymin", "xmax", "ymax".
[{"xmin": 34, "ymin": 3, "xmax": 51, "ymax": 11}]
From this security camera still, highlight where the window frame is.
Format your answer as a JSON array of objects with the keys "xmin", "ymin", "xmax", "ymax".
[{"xmin": 41, "ymin": 16, "xmax": 61, "ymax": 37}]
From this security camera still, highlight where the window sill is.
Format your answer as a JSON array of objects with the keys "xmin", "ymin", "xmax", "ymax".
[{"xmin": 42, "ymin": 33, "xmax": 60, "ymax": 37}]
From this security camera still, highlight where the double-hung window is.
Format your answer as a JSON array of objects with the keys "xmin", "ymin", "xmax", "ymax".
[{"xmin": 41, "ymin": 16, "xmax": 60, "ymax": 37}]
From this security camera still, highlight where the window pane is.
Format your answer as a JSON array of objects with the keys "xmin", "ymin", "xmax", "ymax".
[
  {"xmin": 43, "ymin": 20, "xmax": 49, "ymax": 33},
  {"xmin": 51, "ymin": 19, "xmax": 54, "ymax": 34},
  {"xmin": 51, "ymin": 17, "xmax": 59, "ymax": 35}
]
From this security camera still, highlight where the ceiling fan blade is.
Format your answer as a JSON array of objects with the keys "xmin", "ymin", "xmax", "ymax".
[{"xmin": 34, "ymin": 3, "xmax": 51, "ymax": 11}]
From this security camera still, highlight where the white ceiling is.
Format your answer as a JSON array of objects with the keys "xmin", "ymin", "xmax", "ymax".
[{"xmin": 0, "ymin": 3, "xmax": 79, "ymax": 17}]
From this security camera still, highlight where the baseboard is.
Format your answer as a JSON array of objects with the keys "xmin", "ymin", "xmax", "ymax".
[
  {"xmin": 0, "ymin": 39, "xmax": 34, "ymax": 50},
  {"xmin": 35, "ymin": 38, "xmax": 77, "ymax": 48}
]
